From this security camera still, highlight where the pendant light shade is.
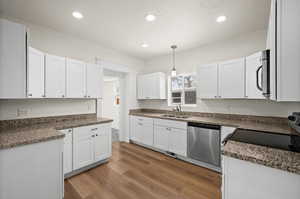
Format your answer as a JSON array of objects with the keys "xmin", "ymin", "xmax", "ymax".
[{"xmin": 171, "ymin": 45, "xmax": 177, "ymax": 77}]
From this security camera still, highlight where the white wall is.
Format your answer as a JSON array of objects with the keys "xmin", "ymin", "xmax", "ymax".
[
  {"xmin": 0, "ymin": 17, "xmax": 143, "ymax": 120},
  {"xmin": 139, "ymin": 30, "xmax": 300, "ymax": 117}
]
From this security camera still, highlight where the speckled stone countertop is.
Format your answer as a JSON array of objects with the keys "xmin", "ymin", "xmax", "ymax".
[
  {"xmin": 0, "ymin": 116, "xmax": 113, "ymax": 150},
  {"xmin": 222, "ymin": 140, "xmax": 300, "ymax": 175},
  {"xmin": 129, "ymin": 109, "xmax": 297, "ymax": 135}
]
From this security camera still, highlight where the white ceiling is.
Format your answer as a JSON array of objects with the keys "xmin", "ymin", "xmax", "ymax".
[{"xmin": 0, "ymin": 0, "xmax": 270, "ymax": 59}]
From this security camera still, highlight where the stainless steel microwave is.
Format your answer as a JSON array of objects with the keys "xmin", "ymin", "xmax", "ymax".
[{"xmin": 256, "ymin": 49, "xmax": 270, "ymax": 98}]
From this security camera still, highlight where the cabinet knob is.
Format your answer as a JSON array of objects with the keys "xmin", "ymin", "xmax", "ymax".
[
  {"xmin": 96, "ymin": 134, "xmax": 98, "ymax": 136},
  {"xmin": 68, "ymin": 129, "xmax": 72, "ymax": 132},
  {"xmin": 62, "ymin": 94, "xmax": 65, "ymax": 98},
  {"xmin": 28, "ymin": 93, "xmax": 32, "ymax": 97},
  {"xmin": 92, "ymin": 135, "xmax": 95, "ymax": 138},
  {"xmin": 88, "ymin": 96, "xmax": 91, "ymax": 98}
]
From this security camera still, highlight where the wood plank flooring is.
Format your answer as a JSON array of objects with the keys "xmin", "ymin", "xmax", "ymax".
[{"xmin": 64, "ymin": 142, "xmax": 221, "ymax": 199}]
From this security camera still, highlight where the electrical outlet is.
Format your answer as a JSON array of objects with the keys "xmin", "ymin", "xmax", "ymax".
[{"xmin": 17, "ymin": 108, "xmax": 28, "ymax": 117}]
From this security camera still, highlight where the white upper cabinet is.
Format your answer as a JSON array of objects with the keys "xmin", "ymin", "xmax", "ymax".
[
  {"xmin": 86, "ymin": 63, "xmax": 103, "ymax": 99},
  {"xmin": 27, "ymin": 47, "xmax": 45, "ymax": 98},
  {"xmin": 0, "ymin": 19, "xmax": 27, "ymax": 99},
  {"xmin": 45, "ymin": 54, "xmax": 66, "ymax": 98},
  {"xmin": 245, "ymin": 52, "xmax": 264, "ymax": 99},
  {"xmin": 267, "ymin": 0, "xmax": 300, "ymax": 101},
  {"xmin": 66, "ymin": 59, "xmax": 86, "ymax": 98},
  {"xmin": 218, "ymin": 58, "xmax": 245, "ymax": 98},
  {"xmin": 197, "ymin": 64, "xmax": 219, "ymax": 98},
  {"xmin": 137, "ymin": 72, "xmax": 166, "ymax": 100}
]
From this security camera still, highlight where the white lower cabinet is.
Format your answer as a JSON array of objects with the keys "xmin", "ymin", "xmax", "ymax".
[
  {"xmin": 153, "ymin": 125, "xmax": 169, "ymax": 151},
  {"xmin": 168, "ymin": 128, "xmax": 187, "ymax": 156},
  {"xmin": 130, "ymin": 116, "xmax": 187, "ymax": 156},
  {"xmin": 94, "ymin": 123, "xmax": 112, "ymax": 162},
  {"xmin": 0, "ymin": 139, "xmax": 64, "ymax": 199},
  {"xmin": 61, "ymin": 129, "xmax": 73, "ymax": 174},
  {"xmin": 223, "ymin": 156, "xmax": 300, "ymax": 199},
  {"xmin": 73, "ymin": 123, "xmax": 112, "ymax": 170},
  {"xmin": 154, "ymin": 119, "xmax": 187, "ymax": 156},
  {"xmin": 130, "ymin": 116, "xmax": 154, "ymax": 146}
]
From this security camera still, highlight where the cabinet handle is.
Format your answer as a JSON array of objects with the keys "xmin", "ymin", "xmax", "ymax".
[
  {"xmin": 91, "ymin": 128, "xmax": 98, "ymax": 131},
  {"xmin": 95, "ymin": 134, "xmax": 98, "ymax": 136},
  {"xmin": 138, "ymin": 123, "xmax": 143, "ymax": 126},
  {"xmin": 92, "ymin": 135, "xmax": 95, "ymax": 138},
  {"xmin": 68, "ymin": 129, "xmax": 72, "ymax": 132},
  {"xmin": 62, "ymin": 94, "xmax": 65, "ymax": 98},
  {"xmin": 28, "ymin": 93, "xmax": 32, "ymax": 97},
  {"xmin": 88, "ymin": 96, "xmax": 91, "ymax": 98}
]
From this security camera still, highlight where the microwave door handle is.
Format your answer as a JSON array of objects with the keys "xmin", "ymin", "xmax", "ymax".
[{"xmin": 256, "ymin": 65, "xmax": 263, "ymax": 91}]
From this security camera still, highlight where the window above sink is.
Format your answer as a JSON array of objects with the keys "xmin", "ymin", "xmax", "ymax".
[{"xmin": 168, "ymin": 73, "xmax": 197, "ymax": 107}]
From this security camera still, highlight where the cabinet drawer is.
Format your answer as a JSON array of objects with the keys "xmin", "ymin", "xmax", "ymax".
[
  {"xmin": 73, "ymin": 125, "xmax": 95, "ymax": 141},
  {"xmin": 154, "ymin": 118, "xmax": 187, "ymax": 130},
  {"xmin": 133, "ymin": 116, "xmax": 153, "ymax": 125}
]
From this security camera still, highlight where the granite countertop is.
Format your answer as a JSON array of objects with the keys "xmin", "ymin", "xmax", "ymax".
[
  {"xmin": 129, "ymin": 112, "xmax": 295, "ymax": 135},
  {"xmin": 0, "ymin": 117, "xmax": 113, "ymax": 150},
  {"xmin": 222, "ymin": 140, "xmax": 300, "ymax": 175}
]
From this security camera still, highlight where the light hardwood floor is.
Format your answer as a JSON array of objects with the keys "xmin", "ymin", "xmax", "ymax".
[{"xmin": 64, "ymin": 142, "xmax": 221, "ymax": 199}]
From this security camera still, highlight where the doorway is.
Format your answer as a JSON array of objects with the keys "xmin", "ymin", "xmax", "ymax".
[{"xmin": 102, "ymin": 76, "xmax": 120, "ymax": 142}]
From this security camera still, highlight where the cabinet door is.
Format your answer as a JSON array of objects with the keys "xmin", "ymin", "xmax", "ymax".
[
  {"xmin": 45, "ymin": 54, "xmax": 66, "ymax": 98},
  {"xmin": 94, "ymin": 124, "xmax": 112, "ymax": 162},
  {"xmin": 27, "ymin": 47, "xmax": 45, "ymax": 98},
  {"xmin": 73, "ymin": 126, "xmax": 94, "ymax": 170},
  {"xmin": 86, "ymin": 63, "xmax": 103, "ymax": 98},
  {"xmin": 60, "ymin": 129, "xmax": 73, "ymax": 174},
  {"xmin": 169, "ymin": 128, "xmax": 187, "ymax": 156},
  {"xmin": 140, "ymin": 122, "xmax": 154, "ymax": 146},
  {"xmin": 197, "ymin": 64, "xmax": 219, "ymax": 98},
  {"xmin": 66, "ymin": 59, "xmax": 86, "ymax": 98},
  {"xmin": 219, "ymin": 58, "xmax": 245, "ymax": 98},
  {"xmin": 153, "ymin": 125, "xmax": 169, "ymax": 151},
  {"xmin": 137, "ymin": 75, "xmax": 144, "ymax": 99},
  {"xmin": 0, "ymin": 19, "xmax": 27, "ymax": 98},
  {"xmin": 130, "ymin": 116, "xmax": 139, "ymax": 142},
  {"xmin": 245, "ymin": 52, "xmax": 264, "ymax": 99}
]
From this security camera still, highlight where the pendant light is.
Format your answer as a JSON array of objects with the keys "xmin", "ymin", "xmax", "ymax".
[{"xmin": 171, "ymin": 45, "xmax": 177, "ymax": 77}]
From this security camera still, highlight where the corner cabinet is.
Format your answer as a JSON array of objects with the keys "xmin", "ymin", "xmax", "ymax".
[
  {"xmin": 130, "ymin": 116, "xmax": 154, "ymax": 146},
  {"xmin": 73, "ymin": 123, "xmax": 112, "ymax": 170},
  {"xmin": 137, "ymin": 72, "xmax": 166, "ymax": 100}
]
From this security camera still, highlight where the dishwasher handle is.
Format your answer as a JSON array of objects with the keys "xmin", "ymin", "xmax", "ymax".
[{"xmin": 188, "ymin": 122, "xmax": 221, "ymax": 130}]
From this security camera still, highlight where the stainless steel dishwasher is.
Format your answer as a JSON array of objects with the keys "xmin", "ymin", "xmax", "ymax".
[{"xmin": 187, "ymin": 122, "xmax": 221, "ymax": 171}]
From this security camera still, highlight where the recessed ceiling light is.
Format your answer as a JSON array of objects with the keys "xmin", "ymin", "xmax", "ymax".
[
  {"xmin": 141, "ymin": 43, "xmax": 149, "ymax": 48},
  {"xmin": 216, "ymin": 15, "xmax": 227, "ymax": 23},
  {"xmin": 145, "ymin": 14, "xmax": 156, "ymax": 22},
  {"xmin": 72, "ymin": 11, "xmax": 83, "ymax": 19}
]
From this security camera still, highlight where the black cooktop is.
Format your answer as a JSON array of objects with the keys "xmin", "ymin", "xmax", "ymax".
[{"xmin": 227, "ymin": 129, "xmax": 300, "ymax": 152}]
